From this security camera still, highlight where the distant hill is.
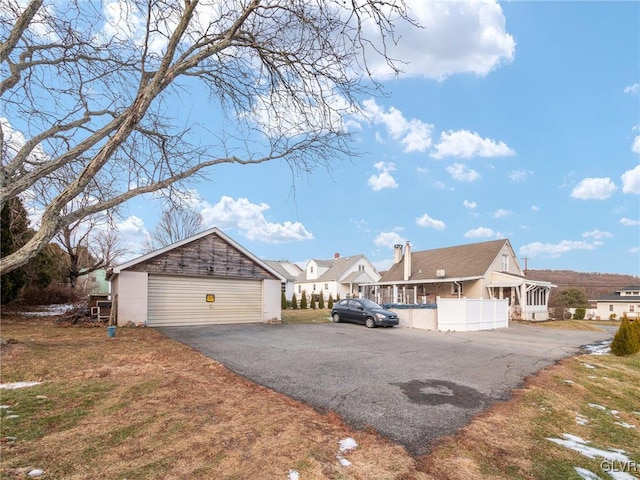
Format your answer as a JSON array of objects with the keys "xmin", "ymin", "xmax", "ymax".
[{"xmin": 525, "ymin": 269, "xmax": 640, "ymax": 301}]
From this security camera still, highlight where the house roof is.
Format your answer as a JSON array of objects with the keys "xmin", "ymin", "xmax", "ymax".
[
  {"xmin": 263, "ymin": 260, "xmax": 303, "ymax": 282},
  {"xmin": 299, "ymin": 254, "xmax": 378, "ymax": 283},
  {"xmin": 109, "ymin": 227, "xmax": 285, "ymax": 281},
  {"xmin": 596, "ymin": 286, "xmax": 640, "ymax": 302},
  {"xmin": 379, "ymin": 239, "xmax": 512, "ymax": 283}
]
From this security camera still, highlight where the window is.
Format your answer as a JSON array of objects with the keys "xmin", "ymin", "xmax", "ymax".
[
  {"xmin": 281, "ymin": 283, "xmax": 286, "ymax": 293},
  {"xmin": 501, "ymin": 254, "xmax": 508, "ymax": 271},
  {"xmin": 310, "ymin": 266, "xmax": 314, "ymax": 273},
  {"xmin": 630, "ymin": 305, "xmax": 636, "ymax": 312},
  {"xmin": 298, "ymin": 285, "xmax": 301, "ymax": 293},
  {"xmin": 609, "ymin": 304, "xmax": 613, "ymax": 312},
  {"xmin": 313, "ymin": 284, "xmax": 316, "ymax": 291},
  {"xmin": 452, "ymin": 282, "xmax": 463, "ymax": 295},
  {"xmin": 358, "ymin": 265, "xmax": 365, "ymax": 272},
  {"xmin": 324, "ymin": 283, "xmax": 329, "ymax": 290}
]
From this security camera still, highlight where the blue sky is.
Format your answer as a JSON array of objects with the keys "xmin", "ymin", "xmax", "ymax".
[{"xmin": 112, "ymin": 1, "xmax": 640, "ymax": 276}]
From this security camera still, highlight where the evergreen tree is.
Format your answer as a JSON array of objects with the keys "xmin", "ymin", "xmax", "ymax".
[
  {"xmin": 300, "ymin": 290, "xmax": 308, "ymax": 309},
  {"xmin": 318, "ymin": 290, "xmax": 325, "ymax": 309},
  {"xmin": 328, "ymin": 293, "xmax": 334, "ymax": 309},
  {"xmin": 1, "ymin": 198, "xmax": 30, "ymax": 303},
  {"xmin": 610, "ymin": 315, "xmax": 640, "ymax": 356},
  {"xmin": 291, "ymin": 293, "xmax": 298, "ymax": 310},
  {"xmin": 336, "ymin": 293, "xmax": 341, "ymax": 302},
  {"xmin": 281, "ymin": 290, "xmax": 287, "ymax": 310},
  {"xmin": 310, "ymin": 293, "xmax": 317, "ymax": 309}
]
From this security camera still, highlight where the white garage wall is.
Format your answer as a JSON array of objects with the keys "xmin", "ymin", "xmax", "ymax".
[
  {"xmin": 115, "ymin": 271, "xmax": 149, "ymax": 326},
  {"xmin": 262, "ymin": 278, "xmax": 282, "ymax": 322}
]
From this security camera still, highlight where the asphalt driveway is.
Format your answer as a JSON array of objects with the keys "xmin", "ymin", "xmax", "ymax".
[{"xmin": 159, "ymin": 322, "xmax": 614, "ymax": 455}]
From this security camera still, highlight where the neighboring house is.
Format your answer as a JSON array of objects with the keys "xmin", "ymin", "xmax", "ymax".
[
  {"xmin": 263, "ymin": 260, "xmax": 303, "ymax": 301},
  {"xmin": 80, "ymin": 268, "xmax": 110, "ymax": 295},
  {"xmin": 370, "ymin": 239, "xmax": 555, "ymax": 321},
  {"xmin": 107, "ymin": 227, "xmax": 284, "ymax": 327},
  {"xmin": 295, "ymin": 253, "xmax": 381, "ymax": 302},
  {"xmin": 595, "ymin": 286, "xmax": 640, "ymax": 320}
]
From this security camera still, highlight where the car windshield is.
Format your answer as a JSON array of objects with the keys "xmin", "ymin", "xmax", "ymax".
[{"xmin": 359, "ymin": 299, "xmax": 383, "ymax": 309}]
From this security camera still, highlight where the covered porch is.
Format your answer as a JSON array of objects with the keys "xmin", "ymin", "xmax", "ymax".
[{"xmin": 486, "ymin": 272, "xmax": 554, "ymax": 321}]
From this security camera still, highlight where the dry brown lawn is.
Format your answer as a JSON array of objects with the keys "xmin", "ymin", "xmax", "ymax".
[{"xmin": 1, "ymin": 313, "xmax": 638, "ymax": 480}]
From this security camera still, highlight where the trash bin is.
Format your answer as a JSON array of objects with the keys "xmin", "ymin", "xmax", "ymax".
[{"xmin": 107, "ymin": 326, "xmax": 116, "ymax": 338}]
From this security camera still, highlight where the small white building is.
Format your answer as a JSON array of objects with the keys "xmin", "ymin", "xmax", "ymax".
[
  {"xmin": 595, "ymin": 286, "xmax": 640, "ymax": 320},
  {"xmin": 263, "ymin": 260, "xmax": 303, "ymax": 302},
  {"xmin": 107, "ymin": 227, "xmax": 284, "ymax": 327},
  {"xmin": 295, "ymin": 253, "xmax": 380, "ymax": 302}
]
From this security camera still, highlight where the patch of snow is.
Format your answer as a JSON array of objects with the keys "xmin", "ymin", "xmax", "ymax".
[
  {"xmin": 0, "ymin": 405, "xmax": 9, "ymax": 409},
  {"xmin": 576, "ymin": 414, "xmax": 589, "ymax": 426},
  {"xmin": 584, "ymin": 340, "xmax": 611, "ymax": 355},
  {"xmin": 0, "ymin": 381, "xmax": 41, "ymax": 390},
  {"xmin": 287, "ymin": 469, "xmax": 299, "ymax": 480},
  {"xmin": 27, "ymin": 469, "xmax": 44, "ymax": 477},
  {"xmin": 338, "ymin": 437, "xmax": 358, "ymax": 452},
  {"xmin": 574, "ymin": 467, "xmax": 602, "ymax": 480},
  {"xmin": 5, "ymin": 414, "xmax": 19, "ymax": 419},
  {"xmin": 546, "ymin": 434, "xmax": 631, "ymax": 462},
  {"xmin": 582, "ymin": 363, "xmax": 597, "ymax": 369},
  {"xmin": 564, "ymin": 379, "xmax": 576, "ymax": 384},
  {"xmin": 589, "ymin": 403, "xmax": 607, "ymax": 411},
  {"xmin": 23, "ymin": 304, "xmax": 75, "ymax": 316},
  {"xmin": 608, "ymin": 472, "xmax": 639, "ymax": 480},
  {"xmin": 614, "ymin": 422, "xmax": 636, "ymax": 429},
  {"xmin": 337, "ymin": 457, "xmax": 351, "ymax": 467}
]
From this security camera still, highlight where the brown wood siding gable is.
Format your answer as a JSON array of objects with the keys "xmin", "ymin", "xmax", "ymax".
[{"xmin": 125, "ymin": 232, "xmax": 277, "ymax": 280}]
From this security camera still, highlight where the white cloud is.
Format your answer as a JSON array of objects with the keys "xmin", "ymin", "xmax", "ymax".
[
  {"xmin": 509, "ymin": 169, "xmax": 532, "ymax": 182},
  {"xmin": 197, "ymin": 195, "xmax": 313, "ymax": 243},
  {"xmin": 519, "ymin": 240, "xmax": 601, "ymax": 258},
  {"xmin": 531, "ymin": 205, "xmax": 540, "ymax": 211},
  {"xmin": 446, "ymin": 163, "xmax": 481, "ymax": 182},
  {"xmin": 620, "ymin": 217, "xmax": 640, "ymax": 226},
  {"xmin": 374, "ymin": 231, "xmax": 405, "ymax": 248},
  {"xmin": 365, "ymin": 0, "xmax": 515, "ymax": 80},
  {"xmin": 632, "ymin": 136, "xmax": 640, "ymax": 154},
  {"xmin": 361, "ymin": 99, "xmax": 434, "ymax": 152},
  {"xmin": 582, "ymin": 229, "xmax": 613, "ymax": 240},
  {"xmin": 624, "ymin": 83, "xmax": 640, "ymax": 95},
  {"xmin": 621, "ymin": 164, "xmax": 640, "ymax": 194},
  {"xmin": 464, "ymin": 227, "xmax": 501, "ymax": 238},
  {"xmin": 463, "ymin": 200, "xmax": 477, "ymax": 209},
  {"xmin": 431, "ymin": 130, "xmax": 515, "ymax": 159},
  {"xmin": 116, "ymin": 215, "xmax": 151, "ymax": 260},
  {"xmin": 493, "ymin": 208, "xmax": 512, "ymax": 219},
  {"xmin": 368, "ymin": 161, "xmax": 399, "ymax": 191},
  {"xmin": 570, "ymin": 177, "xmax": 617, "ymax": 200},
  {"xmin": 416, "ymin": 213, "xmax": 446, "ymax": 230},
  {"xmin": 629, "ymin": 247, "xmax": 640, "ymax": 254}
]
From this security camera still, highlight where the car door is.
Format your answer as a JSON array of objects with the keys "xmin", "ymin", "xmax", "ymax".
[{"xmin": 348, "ymin": 299, "xmax": 366, "ymax": 324}]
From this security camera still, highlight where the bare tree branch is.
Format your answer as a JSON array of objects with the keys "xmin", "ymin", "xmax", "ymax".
[{"xmin": 0, "ymin": 0, "xmax": 413, "ymax": 275}]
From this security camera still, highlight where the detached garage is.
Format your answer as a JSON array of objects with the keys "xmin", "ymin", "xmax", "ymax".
[{"xmin": 107, "ymin": 227, "xmax": 284, "ymax": 327}]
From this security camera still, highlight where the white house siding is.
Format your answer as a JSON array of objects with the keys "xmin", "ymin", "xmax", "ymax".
[
  {"xmin": 596, "ymin": 302, "xmax": 640, "ymax": 320},
  {"xmin": 114, "ymin": 271, "xmax": 149, "ymax": 326},
  {"xmin": 147, "ymin": 275, "xmax": 261, "ymax": 327},
  {"xmin": 262, "ymin": 278, "xmax": 282, "ymax": 322}
]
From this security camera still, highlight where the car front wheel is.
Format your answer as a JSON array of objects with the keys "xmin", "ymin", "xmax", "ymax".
[
  {"xmin": 365, "ymin": 317, "xmax": 376, "ymax": 328},
  {"xmin": 332, "ymin": 313, "xmax": 341, "ymax": 323}
]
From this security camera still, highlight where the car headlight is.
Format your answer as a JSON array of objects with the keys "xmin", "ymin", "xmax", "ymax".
[{"xmin": 375, "ymin": 313, "xmax": 386, "ymax": 320}]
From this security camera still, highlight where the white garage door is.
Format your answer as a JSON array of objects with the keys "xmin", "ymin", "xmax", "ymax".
[{"xmin": 147, "ymin": 275, "xmax": 262, "ymax": 326}]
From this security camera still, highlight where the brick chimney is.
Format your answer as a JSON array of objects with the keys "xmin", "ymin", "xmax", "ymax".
[
  {"xmin": 334, "ymin": 252, "xmax": 340, "ymax": 258},
  {"xmin": 403, "ymin": 241, "xmax": 411, "ymax": 281}
]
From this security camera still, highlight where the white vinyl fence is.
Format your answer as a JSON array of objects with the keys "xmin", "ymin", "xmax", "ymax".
[{"xmin": 437, "ymin": 297, "xmax": 509, "ymax": 331}]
